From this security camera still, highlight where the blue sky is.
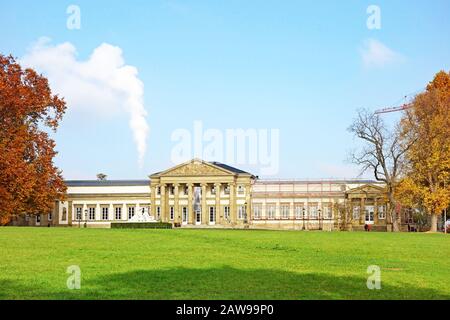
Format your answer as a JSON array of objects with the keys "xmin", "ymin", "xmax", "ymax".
[{"xmin": 1, "ymin": 0, "xmax": 449, "ymax": 179}]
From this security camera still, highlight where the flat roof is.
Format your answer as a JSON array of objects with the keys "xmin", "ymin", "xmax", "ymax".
[
  {"xmin": 66, "ymin": 180, "xmax": 149, "ymax": 187},
  {"xmin": 256, "ymin": 179, "xmax": 380, "ymax": 184}
]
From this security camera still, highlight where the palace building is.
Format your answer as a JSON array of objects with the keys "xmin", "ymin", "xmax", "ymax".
[{"xmin": 11, "ymin": 159, "xmax": 399, "ymax": 231}]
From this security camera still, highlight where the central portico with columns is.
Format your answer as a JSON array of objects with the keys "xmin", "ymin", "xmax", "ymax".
[{"xmin": 149, "ymin": 159, "xmax": 255, "ymax": 227}]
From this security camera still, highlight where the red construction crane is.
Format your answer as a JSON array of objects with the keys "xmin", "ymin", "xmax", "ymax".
[
  {"xmin": 374, "ymin": 103, "xmax": 413, "ymax": 115},
  {"xmin": 374, "ymin": 89, "xmax": 424, "ymax": 115}
]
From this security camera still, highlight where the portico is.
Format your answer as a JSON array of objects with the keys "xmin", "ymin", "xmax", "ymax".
[
  {"xmin": 345, "ymin": 184, "xmax": 390, "ymax": 230},
  {"xmin": 149, "ymin": 159, "xmax": 255, "ymax": 227}
]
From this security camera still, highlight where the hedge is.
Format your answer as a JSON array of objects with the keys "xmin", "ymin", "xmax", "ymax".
[{"xmin": 111, "ymin": 222, "xmax": 172, "ymax": 229}]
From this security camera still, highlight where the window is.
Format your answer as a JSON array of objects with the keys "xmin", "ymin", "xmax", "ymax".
[
  {"xmin": 62, "ymin": 208, "xmax": 67, "ymax": 221},
  {"xmin": 323, "ymin": 205, "xmax": 332, "ymax": 219},
  {"xmin": 353, "ymin": 206, "xmax": 360, "ymax": 220},
  {"xmin": 170, "ymin": 207, "xmax": 174, "ymax": 220},
  {"xmin": 281, "ymin": 204, "xmax": 290, "ymax": 219},
  {"xmin": 365, "ymin": 207, "xmax": 374, "ymax": 222},
  {"xmin": 115, "ymin": 207, "xmax": 122, "ymax": 220},
  {"xmin": 48, "ymin": 213, "xmax": 52, "ymax": 221},
  {"xmin": 295, "ymin": 205, "xmax": 304, "ymax": 219},
  {"xmin": 36, "ymin": 215, "xmax": 41, "ymax": 223},
  {"xmin": 156, "ymin": 206, "xmax": 161, "ymax": 220},
  {"xmin": 88, "ymin": 207, "xmax": 96, "ymax": 220},
  {"xmin": 211, "ymin": 186, "xmax": 216, "ymax": 195},
  {"xmin": 157, "ymin": 187, "xmax": 161, "ymax": 195},
  {"xmin": 253, "ymin": 205, "xmax": 262, "ymax": 219},
  {"xmin": 196, "ymin": 210, "xmax": 201, "ymax": 223},
  {"xmin": 102, "ymin": 207, "xmax": 109, "ymax": 220},
  {"xmin": 224, "ymin": 185, "xmax": 230, "ymax": 195},
  {"xmin": 237, "ymin": 185, "xmax": 244, "ymax": 195},
  {"xmin": 169, "ymin": 186, "xmax": 174, "ymax": 195},
  {"xmin": 128, "ymin": 206, "xmax": 135, "ymax": 219},
  {"xmin": 141, "ymin": 205, "xmax": 150, "ymax": 216},
  {"xmin": 267, "ymin": 205, "xmax": 276, "ymax": 219},
  {"xmin": 238, "ymin": 205, "xmax": 245, "ymax": 220},
  {"xmin": 378, "ymin": 205, "xmax": 386, "ymax": 219},
  {"xmin": 75, "ymin": 207, "xmax": 82, "ymax": 220},
  {"xmin": 224, "ymin": 206, "xmax": 230, "ymax": 220},
  {"xmin": 209, "ymin": 207, "xmax": 215, "ymax": 223},
  {"xmin": 184, "ymin": 186, "xmax": 189, "ymax": 195},
  {"xmin": 309, "ymin": 205, "xmax": 318, "ymax": 219},
  {"xmin": 182, "ymin": 207, "xmax": 188, "ymax": 223}
]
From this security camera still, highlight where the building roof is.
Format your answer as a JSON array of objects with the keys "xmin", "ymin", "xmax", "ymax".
[
  {"xmin": 66, "ymin": 180, "xmax": 149, "ymax": 187},
  {"xmin": 209, "ymin": 161, "xmax": 253, "ymax": 175},
  {"xmin": 256, "ymin": 179, "xmax": 381, "ymax": 184}
]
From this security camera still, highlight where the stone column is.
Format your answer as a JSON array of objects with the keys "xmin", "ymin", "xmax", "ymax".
[
  {"xmin": 136, "ymin": 203, "xmax": 140, "ymax": 219},
  {"xmin": 245, "ymin": 184, "xmax": 251, "ymax": 224},
  {"xmin": 230, "ymin": 182, "xmax": 236, "ymax": 225},
  {"xmin": 150, "ymin": 184, "xmax": 156, "ymax": 218},
  {"xmin": 68, "ymin": 201, "xmax": 73, "ymax": 226},
  {"xmin": 174, "ymin": 183, "xmax": 180, "ymax": 223},
  {"xmin": 360, "ymin": 197, "xmax": 365, "ymax": 225},
  {"xmin": 96, "ymin": 203, "xmax": 101, "ymax": 221},
  {"xmin": 160, "ymin": 184, "xmax": 167, "ymax": 222},
  {"xmin": 374, "ymin": 198, "xmax": 379, "ymax": 225},
  {"xmin": 187, "ymin": 183, "xmax": 194, "ymax": 224},
  {"xmin": 82, "ymin": 203, "xmax": 87, "ymax": 221},
  {"xmin": 201, "ymin": 183, "xmax": 207, "ymax": 225},
  {"xmin": 122, "ymin": 203, "xmax": 126, "ymax": 221},
  {"xmin": 109, "ymin": 203, "xmax": 114, "ymax": 221},
  {"xmin": 215, "ymin": 183, "xmax": 221, "ymax": 225}
]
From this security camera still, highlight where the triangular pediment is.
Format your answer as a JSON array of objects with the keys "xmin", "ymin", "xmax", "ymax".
[
  {"xmin": 151, "ymin": 159, "xmax": 235, "ymax": 178},
  {"xmin": 346, "ymin": 184, "xmax": 385, "ymax": 194}
]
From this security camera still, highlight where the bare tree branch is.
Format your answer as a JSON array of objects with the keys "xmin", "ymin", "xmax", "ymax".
[{"xmin": 348, "ymin": 109, "xmax": 410, "ymax": 231}]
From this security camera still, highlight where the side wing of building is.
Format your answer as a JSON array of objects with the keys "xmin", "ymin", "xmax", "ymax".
[{"xmin": 251, "ymin": 180, "xmax": 391, "ymax": 231}]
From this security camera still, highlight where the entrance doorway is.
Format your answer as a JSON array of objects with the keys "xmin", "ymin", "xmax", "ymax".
[
  {"xmin": 209, "ymin": 207, "xmax": 215, "ymax": 225},
  {"xmin": 182, "ymin": 207, "xmax": 188, "ymax": 225},
  {"xmin": 365, "ymin": 206, "xmax": 375, "ymax": 225},
  {"xmin": 195, "ymin": 209, "xmax": 201, "ymax": 225}
]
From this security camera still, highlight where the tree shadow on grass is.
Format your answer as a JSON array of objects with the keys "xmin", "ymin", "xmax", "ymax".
[
  {"xmin": 70, "ymin": 267, "xmax": 450, "ymax": 299},
  {"xmin": 1, "ymin": 266, "xmax": 449, "ymax": 300}
]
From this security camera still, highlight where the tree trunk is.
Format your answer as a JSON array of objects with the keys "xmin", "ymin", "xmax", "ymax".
[
  {"xmin": 392, "ymin": 212, "xmax": 399, "ymax": 232},
  {"xmin": 388, "ymin": 193, "xmax": 400, "ymax": 232},
  {"xmin": 430, "ymin": 213, "xmax": 438, "ymax": 232}
]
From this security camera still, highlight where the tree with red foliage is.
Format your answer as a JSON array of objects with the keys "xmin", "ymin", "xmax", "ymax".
[{"xmin": 0, "ymin": 54, "xmax": 67, "ymax": 225}]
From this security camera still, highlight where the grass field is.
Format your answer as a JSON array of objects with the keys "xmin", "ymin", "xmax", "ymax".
[{"xmin": 0, "ymin": 227, "xmax": 449, "ymax": 300}]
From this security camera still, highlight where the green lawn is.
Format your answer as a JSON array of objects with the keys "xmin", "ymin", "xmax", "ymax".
[{"xmin": 0, "ymin": 227, "xmax": 449, "ymax": 300}]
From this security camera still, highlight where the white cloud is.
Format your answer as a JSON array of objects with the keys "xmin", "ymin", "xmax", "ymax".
[
  {"xmin": 360, "ymin": 38, "xmax": 404, "ymax": 68},
  {"xmin": 20, "ymin": 38, "xmax": 149, "ymax": 167}
]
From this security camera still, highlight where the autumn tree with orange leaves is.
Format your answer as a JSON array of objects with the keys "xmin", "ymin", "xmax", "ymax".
[
  {"xmin": 0, "ymin": 54, "xmax": 67, "ymax": 225},
  {"xmin": 396, "ymin": 71, "xmax": 450, "ymax": 232}
]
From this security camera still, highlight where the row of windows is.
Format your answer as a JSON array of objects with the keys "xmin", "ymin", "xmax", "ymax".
[
  {"xmin": 68, "ymin": 204, "xmax": 386, "ymax": 222},
  {"xmin": 252, "ymin": 205, "xmax": 333, "ymax": 219},
  {"xmin": 352, "ymin": 206, "xmax": 386, "ymax": 220},
  {"xmin": 74, "ymin": 206, "xmax": 143, "ymax": 221},
  {"xmin": 172, "ymin": 206, "xmax": 246, "ymax": 222},
  {"xmin": 72, "ymin": 205, "xmax": 245, "ymax": 222},
  {"xmin": 155, "ymin": 185, "xmax": 246, "ymax": 196},
  {"xmin": 26, "ymin": 213, "xmax": 52, "ymax": 223}
]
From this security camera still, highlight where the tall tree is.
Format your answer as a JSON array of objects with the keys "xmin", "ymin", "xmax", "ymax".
[
  {"xmin": 349, "ymin": 109, "xmax": 413, "ymax": 231},
  {"xmin": 397, "ymin": 71, "xmax": 450, "ymax": 232},
  {"xmin": 0, "ymin": 54, "xmax": 67, "ymax": 225}
]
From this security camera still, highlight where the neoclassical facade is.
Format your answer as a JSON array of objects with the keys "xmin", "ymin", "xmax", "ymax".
[{"xmin": 11, "ymin": 159, "xmax": 398, "ymax": 231}]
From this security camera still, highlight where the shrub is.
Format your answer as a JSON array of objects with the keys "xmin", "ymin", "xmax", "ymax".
[{"xmin": 111, "ymin": 222, "xmax": 172, "ymax": 229}]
